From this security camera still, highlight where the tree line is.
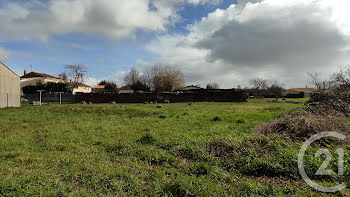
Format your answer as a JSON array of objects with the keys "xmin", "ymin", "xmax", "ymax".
[
  {"xmin": 122, "ymin": 66, "xmax": 185, "ymax": 92},
  {"xmin": 23, "ymin": 64, "xmax": 350, "ymax": 95}
]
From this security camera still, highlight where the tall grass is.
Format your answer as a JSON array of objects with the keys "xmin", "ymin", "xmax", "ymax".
[{"xmin": 0, "ymin": 99, "xmax": 348, "ymax": 196}]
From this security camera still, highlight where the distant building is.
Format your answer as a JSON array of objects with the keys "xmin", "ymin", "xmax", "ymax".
[
  {"xmin": 20, "ymin": 71, "xmax": 64, "ymax": 94},
  {"xmin": 282, "ymin": 88, "xmax": 318, "ymax": 98},
  {"xmin": 0, "ymin": 62, "xmax": 20, "ymax": 108},
  {"xmin": 71, "ymin": 82, "xmax": 92, "ymax": 95},
  {"xmin": 176, "ymin": 85, "xmax": 204, "ymax": 92},
  {"xmin": 118, "ymin": 85, "xmax": 134, "ymax": 94},
  {"xmin": 92, "ymin": 85, "xmax": 119, "ymax": 93},
  {"xmin": 92, "ymin": 85, "xmax": 105, "ymax": 93}
]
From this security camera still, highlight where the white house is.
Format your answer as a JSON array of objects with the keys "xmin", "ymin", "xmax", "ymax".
[
  {"xmin": 20, "ymin": 71, "xmax": 65, "ymax": 94},
  {"xmin": 0, "ymin": 62, "xmax": 20, "ymax": 108},
  {"xmin": 71, "ymin": 82, "xmax": 92, "ymax": 95}
]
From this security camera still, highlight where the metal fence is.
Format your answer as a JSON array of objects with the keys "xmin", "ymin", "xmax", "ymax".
[{"xmin": 22, "ymin": 93, "xmax": 76, "ymax": 104}]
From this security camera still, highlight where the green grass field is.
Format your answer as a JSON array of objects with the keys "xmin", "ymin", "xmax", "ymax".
[{"xmin": 0, "ymin": 98, "xmax": 348, "ymax": 196}]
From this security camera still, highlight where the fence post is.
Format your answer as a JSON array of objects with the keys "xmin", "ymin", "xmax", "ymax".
[
  {"xmin": 7, "ymin": 93, "xmax": 8, "ymax": 108},
  {"xmin": 37, "ymin": 90, "xmax": 45, "ymax": 106},
  {"xmin": 57, "ymin": 92, "xmax": 64, "ymax": 104}
]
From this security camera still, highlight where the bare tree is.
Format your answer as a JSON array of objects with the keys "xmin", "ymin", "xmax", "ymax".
[
  {"xmin": 58, "ymin": 72, "xmax": 68, "ymax": 82},
  {"xmin": 331, "ymin": 66, "xmax": 350, "ymax": 87},
  {"xmin": 206, "ymin": 82, "xmax": 219, "ymax": 89},
  {"xmin": 249, "ymin": 78, "xmax": 268, "ymax": 90},
  {"xmin": 307, "ymin": 72, "xmax": 322, "ymax": 90},
  {"xmin": 267, "ymin": 80, "xmax": 285, "ymax": 100},
  {"xmin": 249, "ymin": 78, "xmax": 268, "ymax": 98},
  {"xmin": 140, "ymin": 70, "xmax": 154, "ymax": 90},
  {"xmin": 124, "ymin": 67, "xmax": 140, "ymax": 86},
  {"xmin": 151, "ymin": 65, "xmax": 185, "ymax": 91},
  {"xmin": 65, "ymin": 65, "xmax": 87, "ymax": 85}
]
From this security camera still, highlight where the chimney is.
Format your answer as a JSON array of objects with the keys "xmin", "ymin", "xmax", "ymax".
[{"xmin": 24, "ymin": 69, "xmax": 27, "ymax": 75}]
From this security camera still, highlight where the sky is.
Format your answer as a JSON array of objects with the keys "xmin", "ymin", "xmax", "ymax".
[{"xmin": 0, "ymin": 0, "xmax": 350, "ymax": 88}]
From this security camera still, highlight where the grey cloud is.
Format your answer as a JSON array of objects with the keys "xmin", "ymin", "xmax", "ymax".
[
  {"xmin": 0, "ymin": 0, "xmax": 217, "ymax": 42},
  {"xmin": 197, "ymin": 13, "xmax": 347, "ymax": 71},
  {"xmin": 142, "ymin": 0, "xmax": 350, "ymax": 88}
]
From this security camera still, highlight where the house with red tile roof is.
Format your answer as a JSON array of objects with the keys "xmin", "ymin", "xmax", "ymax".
[
  {"xmin": 92, "ymin": 84, "xmax": 119, "ymax": 93},
  {"xmin": 282, "ymin": 87, "xmax": 318, "ymax": 98}
]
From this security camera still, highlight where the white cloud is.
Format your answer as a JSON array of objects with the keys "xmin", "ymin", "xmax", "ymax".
[
  {"xmin": 84, "ymin": 69, "xmax": 128, "ymax": 87},
  {"xmin": 84, "ymin": 77, "xmax": 100, "ymax": 87},
  {"xmin": 0, "ymin": 47, "xmax": 11, "ymax": 61},
  {"xmin": 0, "ymin": 0, "xmax": 219, "ymax": 42},
  {"xmin": 139, "ymin": 0, "xmax": 350, "ymax": 88}
]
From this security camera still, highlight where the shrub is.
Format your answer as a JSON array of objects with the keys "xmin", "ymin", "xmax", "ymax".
[
  {"xmin": 309, "ymin": 92, "xmax": 350, "ymax": 116},
  {"xmin": 236, "ymin": 119, "xmax": 245, "ymax": 124},
  {"xmin": 212, "ymin": 116, "xmax": 222, "ymax": 122},
  {"xmin": 22, "ymin": 82, "xmax": 71, "ymax": 94},
  {"xmin": 131, "ymin": 80, "xmax": 150, "ymax": 91},
  {"xmin": 255, "ymin": 92, "xmax": 350, "ymax": 141},
  {"xmin": 137, "ymin": 134, "xmax": 156, "ymax": 145}
]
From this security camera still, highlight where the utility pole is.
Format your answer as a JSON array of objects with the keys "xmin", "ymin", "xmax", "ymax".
[
  {"xmin": 57, "ymin": 92, "xmax": 64, "ymax": 104},
  {"xmin": 37, "ymin": 90, "xmax": 45, "ymax": 106}
]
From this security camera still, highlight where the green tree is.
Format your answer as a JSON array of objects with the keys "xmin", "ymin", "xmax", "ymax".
[
  {"xmin": 131, "ymin": 80, "xmax": 150, "ymax": 91},
  {"xmin": 104, "ymin": 82, "xmax": 118, "ymax": 92},
  {"xmin": 98, "ymin": 80, "xmax": 108, "ymax": 85}
]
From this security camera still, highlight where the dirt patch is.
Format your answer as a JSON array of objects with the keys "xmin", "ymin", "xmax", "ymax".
[
  {"xmin": 176, "ymin": 158, "xmax": 190, "ymax": 170},
  {"xmin": 207, "ymin": 140, "xmax": 234, "ymax": 158}
]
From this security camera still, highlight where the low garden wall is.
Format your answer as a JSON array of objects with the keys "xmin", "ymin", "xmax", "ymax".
[
  {"xmin": 23, "ymin": 93, "xmax": 76, "ymax": 103},
  {"xmin": 76, "ymin": 90, "xmax": 248, "ymax": 103}
]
